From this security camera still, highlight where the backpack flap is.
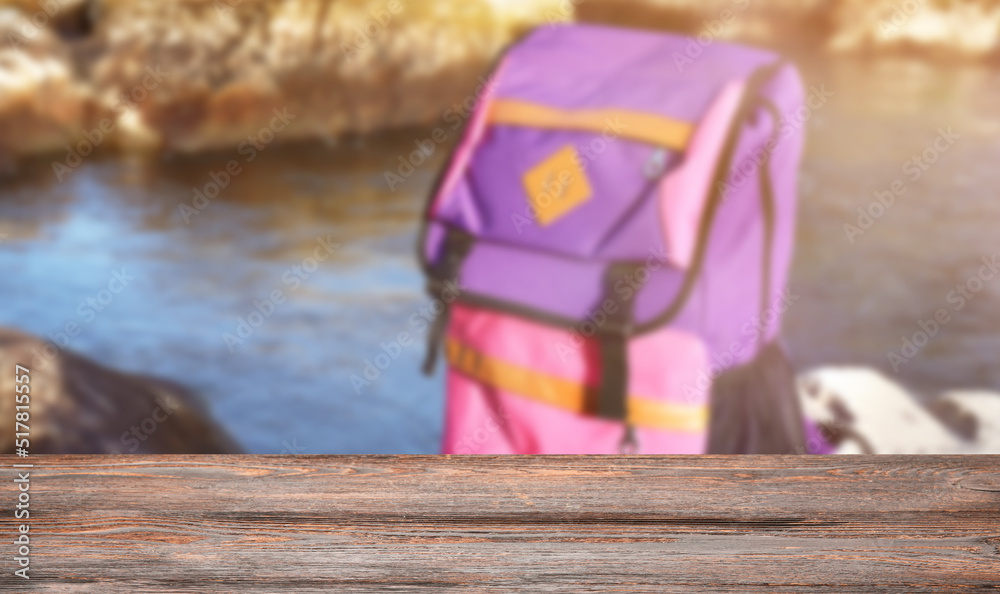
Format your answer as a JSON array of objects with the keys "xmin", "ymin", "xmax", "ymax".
[{"xmin": 422, "ymin": 25, "xmax": 781, "ymax": 334}]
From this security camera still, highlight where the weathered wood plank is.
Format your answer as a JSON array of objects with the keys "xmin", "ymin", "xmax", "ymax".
[{"xmin": 0, "ymin": 456, "xmax": 998, "ymax": 592}]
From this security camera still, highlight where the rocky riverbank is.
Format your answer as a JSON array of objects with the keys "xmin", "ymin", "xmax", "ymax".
[
  {"xmin": 0, "ymin": 0, "xmax": 529, "ymax": 166},
  {"xmin": 0, "ymin": 327, "xmax": 242, "ymax": 453},
  {"xmin": 0, "ymin": 0, "xmax": 997, "ymax": 166},
  {"xmin": 575, "ymin": 0, "xmax": 1000, "ymax": 58}
]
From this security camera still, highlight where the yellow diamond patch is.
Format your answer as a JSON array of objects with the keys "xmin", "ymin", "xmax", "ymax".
[{"xmin": 522, "ymin": 145, "xmax": 592, "ymax": 226}]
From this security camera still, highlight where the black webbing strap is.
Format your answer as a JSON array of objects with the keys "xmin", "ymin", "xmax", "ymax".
[
  {"xmin": 596, "ymin": 332, "xmax": 628, "ymax": 420},
  {"xmin": 421, "ymin": 230, "xmax": 474, "ymax": 375},
  {"xmin": 757, "ymin": 98, "xmax": 782, "ymax": 350},
  {"xmin": 595, "ymin": 262, "xmax": 637, "ymax": 422}
]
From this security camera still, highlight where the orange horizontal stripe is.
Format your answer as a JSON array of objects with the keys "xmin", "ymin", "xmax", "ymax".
[
  {"xmin": 446, "ymin": 338, "xmax": 707, "ymax": 433},
  {"xmin": 489, "ymin": 99, "xmax": 694, "ymax": 150}
]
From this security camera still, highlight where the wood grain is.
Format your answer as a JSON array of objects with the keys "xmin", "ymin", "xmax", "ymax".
[{"xmin": 0, "ymin": 456, "xmax": 998, "ymax": 592}]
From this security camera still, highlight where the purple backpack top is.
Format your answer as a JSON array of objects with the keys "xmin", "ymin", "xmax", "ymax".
[{"xmin": 421, "ymin": 24, "xmax": 808, "ymax": 454}]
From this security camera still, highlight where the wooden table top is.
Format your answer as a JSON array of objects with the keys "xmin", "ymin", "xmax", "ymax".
[{"xmin": 1, "ymin": 455, "xmax": 998, "ymax": 591}]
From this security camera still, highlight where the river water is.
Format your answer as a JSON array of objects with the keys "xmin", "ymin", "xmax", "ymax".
[{"xmin": 1, "ymin": 55, "xmax": 999, "ymax": 453}]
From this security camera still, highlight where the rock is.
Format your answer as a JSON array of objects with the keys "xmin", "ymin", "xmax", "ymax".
[
  {"xmin": 0, "ymin": 327, "xmax": 242, "ymax": 454},
  {"xmin": 84, "ymin": 0, "xmax": 513, "ymax": 152},
  {"xmin": 0, "ymin": 0, "xmax": 526, "ymax": 159},
  {"xmin": 827, "ymin": 0, "xmax": 1000, "ymax": 57},
  {"xmin": 576, "ymin": 0, "xmax": 1000, "ymax": 59},
  {"xmin": 0, "ymin": 6, "xmax": 93, "ymax": 160},
  {"xmin": 930, "ymin": 391, "xmax": 1000, "ymax": 451},
  {"xmin": 574, "ymin": 0, "xmax": 831, "ymax": 49},
  {"xmin": 797, "ymin": 366, "xmax": 998, "ymax": 454}
]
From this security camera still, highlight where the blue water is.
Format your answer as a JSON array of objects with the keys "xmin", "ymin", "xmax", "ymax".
[{"xmin": 0, "ymin": 136, "xmax": 448, "ymax": 454}]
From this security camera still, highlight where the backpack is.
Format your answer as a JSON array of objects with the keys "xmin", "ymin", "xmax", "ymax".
[{"xmin": 419, "ymin": 23, "xmax": 807, "ymax": 454}]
